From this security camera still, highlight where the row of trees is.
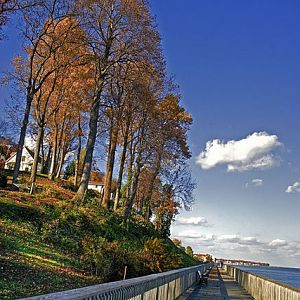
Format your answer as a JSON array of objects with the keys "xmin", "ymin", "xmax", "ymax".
[{"xmin": 1, "ymin": 0, "xmax": 194, "ymax": 236}]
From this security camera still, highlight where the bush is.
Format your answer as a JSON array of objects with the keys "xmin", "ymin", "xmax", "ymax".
[
  {"xmin": 83, "ymin": 189, "xmax": 101, "ymax": 205},
  {"xmin": 41, "ymin": 209, "xmax": 89, "ymax": 253},
  {"xmin": 60, "ymin": 180, "xmax": 77, "ymax": 192},
  {"xmin": 80, "ymin": 236, "xmax": 127, "ymax": 281},
  {"xmin": 64, "ymin": 160, "xmax": 75, "ymax": 179},
  {"xmin": 0, "ymin": 173, "xmax": 7, "ymax": 188},
  {"xmin": 142, "ymin": 238, "xmax": 183, "ymax": 273}
]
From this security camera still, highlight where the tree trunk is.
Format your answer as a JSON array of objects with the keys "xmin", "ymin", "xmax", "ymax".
[
  {"xmin": 29, "ymin": 126, "xmax": 44, "ymax": 194},
  {"xmin": 74, "ymin": 116, "xmax": 82, "ymax": 188},
  {"xmin": 13, "ymin": 93, "xmax": 33, "ymax": 184},
  {"xmin": 144, "ymin": 156, "xmax": 161, "ymax": 221},
  {"xmin": 43, "ymin": 145, "xmax": 52, "ymax": 174},
  {"xmin": 40, "ymin": 135, "xmax": 45, "ymax": 173},
  {"xmin": 55, "ymin": 137, "xmax": 66, "ymax": 179},
  {"xmin": 73, "ymin": 89, "xmax": 102, "ymax": 203},
  {"xmin": 114, "ymin": 118, "xmax": 130, "ymax": 210},
  {"xmin": 102, "ymin": 123, "xmax": 119, "ymax": 208},
  {"xmin": 48, "ymin": 124, "xmax": 58, "ymax": 180},
  {"xmin": 124, "ymin": 128, "xmax": 144, "ymax": 223},
  {"xmin": 123, "ymin": 145, "xmax": 143, "ymax": 223},
  {"xmin": 49, "ymin": 113, "xmax": 66, "ymax": 180},
  {"xmin": 125, "ymin": 137, "xmax": 135, "ymax": 201}
]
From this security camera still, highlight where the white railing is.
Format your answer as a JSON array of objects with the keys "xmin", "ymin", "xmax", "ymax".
[
  {"xmin": 20, "ymin": 262, "xmax": 213, "ymax": 300},
  {"xmin": 224, "ymin": 264, "xmax": 300, "ymax": 300}
]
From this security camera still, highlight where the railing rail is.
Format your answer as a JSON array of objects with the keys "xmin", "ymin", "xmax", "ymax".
[{"xmin": 20, "ymin": 262, "xmax": 213, "ymax": 300}]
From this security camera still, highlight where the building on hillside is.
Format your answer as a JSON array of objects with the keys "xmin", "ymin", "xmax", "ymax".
[
  {"xmin": 5, "ymin": 146, "xmax": 42, "ymax": 173},
  {"xmin": 87, "ymin": 170, "xmax": 117, "ymax": 198},
  {"xmin": 0, "ymin": 136, "xmax": 17, "ymax": 170},
  {"xmin": 88, "ymin": 180, "xmax": 105, "ymax": 193},
  {"xmin": 87, "ymin": 171, "xmax": 105, "ymax": 193}
]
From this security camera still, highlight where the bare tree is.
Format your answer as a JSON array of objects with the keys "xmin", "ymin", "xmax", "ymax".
[{"xmin": 0, "ymin": 0, "xmax": 38, "ymax": 39}]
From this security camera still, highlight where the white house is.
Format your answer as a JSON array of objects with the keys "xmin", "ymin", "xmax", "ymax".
[
  {"xmin": 5, "ymin": 146, "xmax": 42, "ymax": 172},
  {"xmin": 87, "ymin": 180, "xmax": 104, "ymax": 193}
]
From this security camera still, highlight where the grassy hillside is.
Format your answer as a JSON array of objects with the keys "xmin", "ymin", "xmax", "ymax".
[{"xmin": 0, "ymin": 173, "xmax": 197, "ymax": 299}]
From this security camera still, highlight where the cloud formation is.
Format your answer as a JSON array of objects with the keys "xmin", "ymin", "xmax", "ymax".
[
  {"xmin": 218, "ymin": 234, "xmax": 261, "ymax": 245},
  {"xmin": 196, "ymin": 132, "xmax": 281, "ymax": 172},
  {"xmin": 285, "ymin": 181, "xmax": 300, "ymax": 193},
  {"xmin": 252, "ymin": 179, "xmax": 263, "ymax": 186},
  {"xmin": 172, "ymin": 230, "xmax": 300, "ymax": 260},
  {"xmin": 175, "ymin": 216, "xmax": 209, "ymax": 226},
  {"xmin": 175, "ymin": 230, "xmax": 214, "ymax": 240},
  {"xmin": 246, "ymin": 178, "xmax": 264, "ymax": 188},
  {"xmin": 269, "ymin": 239, "xmax": 288, "ymax": 247}
]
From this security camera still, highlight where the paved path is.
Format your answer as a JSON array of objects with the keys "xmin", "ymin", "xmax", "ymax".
[{"xmin": 180, "ymin": 267, "xmax": 254, "ymax": 300}]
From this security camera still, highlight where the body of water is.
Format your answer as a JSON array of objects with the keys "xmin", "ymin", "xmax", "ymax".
[{"xmin": 236, "ymin": 266, "xmax": 300, "ymax": 289}]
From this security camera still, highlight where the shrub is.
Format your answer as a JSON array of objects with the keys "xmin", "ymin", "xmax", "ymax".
[
  {"xmin": 41, "ymin": 209, "xmax": 89, "ymax": 253},
  {"xmin": 80, "ymin": 236, "xmax": 127, "ymax": 281},
  {"xmin": 142, "ymin": 238, "xmax": 183, "ymax": 272},
  {"xmin": 60, "ymin": 180, "xmax": 77, "ymax": 192},
  {"xmin": 0, "ymin": 172, "xmax": 7, "ymax": 188},
  {"xmin": 83, "ymin": 189, "xmax": 101, "ymax": 205}
]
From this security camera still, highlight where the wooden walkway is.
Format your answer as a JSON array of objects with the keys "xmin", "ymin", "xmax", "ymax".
[{"xmin": 180, "ymin": 267, "xmax": 254, "ymax": 300}]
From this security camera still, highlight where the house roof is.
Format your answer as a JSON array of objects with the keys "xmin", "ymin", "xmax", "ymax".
[
  {"xmin": 5, "ymin": 146, "xmax": 42, "ymax": 163},
  {"xmin": 88, "ymin": 181, "xmax": 104, "ymax": 186},
  {"xmin": 25, "ymin": 146, "xmax": 42, "ymax": 163},
  {"xmin": 5, "ymin": 152, "xmax": 17, "ymax": 163}
]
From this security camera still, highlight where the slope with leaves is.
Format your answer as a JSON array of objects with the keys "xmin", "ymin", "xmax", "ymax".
[{"xmin": 0, "ymin": 173, "xmax": 197, "ymax": 299}]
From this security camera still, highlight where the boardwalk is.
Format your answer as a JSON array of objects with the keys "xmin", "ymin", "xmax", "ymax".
[{"xmin": 180, "ymin": 267, "xmax": 254, "ymax": 300}]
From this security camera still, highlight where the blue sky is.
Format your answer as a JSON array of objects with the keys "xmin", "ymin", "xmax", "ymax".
[
  {"xmin": 148, "ymin": 0, "xmax": 300, "ymax": 267},
  {"xmin": 1, "ymin": 1, "xmax": 299, "ymax": 267}
]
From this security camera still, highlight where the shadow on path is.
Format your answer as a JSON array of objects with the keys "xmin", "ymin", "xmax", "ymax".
[{"xmin": 182, "ymin": 267, "xmax": 253, "ymax": 300}]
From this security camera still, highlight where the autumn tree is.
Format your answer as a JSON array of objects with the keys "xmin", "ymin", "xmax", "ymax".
[
  {"xmin": 172, "ymin": 239, "xmax": 182, "ymax": 248},
  {"xmin": 122, "ymin": 70, "xmax": 164, "ymax": 222},
  {"xmin": 73, "ymin": 0, "xmax": 164, "ymax": 203},
  {"xmin": 153, "ymin": 184, "xmax": 179, "ymax": 237},
  {"xmin": 101, "ymin": 65, "xmax": 128, "ymax": 208},
  {"xmin": 23, "ymin": 16, "xmax": 90, "ymax": 191},
  {"xmin": 186, "ymin": 246, "xmax": 193, "ymax": 257},
  {"xmin": 45, "ymin": 22, "xmax": 93, "ymax": 182},
  {"xmin": 12, "ymin": 0, "xmax": 74, "ymax": 184},
  {"xmin": 139, "ymin": 94, "xmax": 193, "ymax": 221}
]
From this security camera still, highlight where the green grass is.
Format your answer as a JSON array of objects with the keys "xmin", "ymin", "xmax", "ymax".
[
  {"xmin": 0, "ymin": 216, "xmax": 99, "ymax": 299},
  {"xmin": 0, "ymin": 175, "xmax": 198, "ymax": 299}
]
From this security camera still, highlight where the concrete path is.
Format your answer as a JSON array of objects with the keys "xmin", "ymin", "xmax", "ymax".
[{"xmin": 180, "ymin": 267, "xmax": 254, "ymax": 300}]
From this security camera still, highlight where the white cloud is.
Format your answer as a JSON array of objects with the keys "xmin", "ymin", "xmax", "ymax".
[
  {"xmin": 172, "ymin": 230, "xmax": 300, "ymax": 263},
  {"xmin": 218, "ymin": 234, "xmax": 240, "ymax": 243},
  {"xmin": 218, "ymin": 235, "xmax": 261, "ymax": 245},
  {"xmin": 246, "ymin": 178, "xmax": 264, "ymax": 188},
  {"xmin": 176, "ymin": 216, "xmax": 209, "ymax": 226},
  {"xmin": 240, "ymin": 236, "xmax": 262, "ymax": 245},
  {"xmin": 269, "ymin": 239, "xmax": 288, "ymax": 247},
  {"xmin": 285, "ymin": 181, "xmax": 300, "ymax": 193},
  {"xmin": 252, "ymin": 179, "xmax": 263, "ymax": 186},
  {"xmin": 196, "ymin": 132, "xmax": 281, "ymax": 172},
  {"xmin": 175, "ymin": 230, "xmax": 214, "ymax": 240}
]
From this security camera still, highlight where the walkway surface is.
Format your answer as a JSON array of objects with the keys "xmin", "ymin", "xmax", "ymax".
[{"xmin": 180, "ymin": 267, "xmax": 254, "ymax": 300}]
